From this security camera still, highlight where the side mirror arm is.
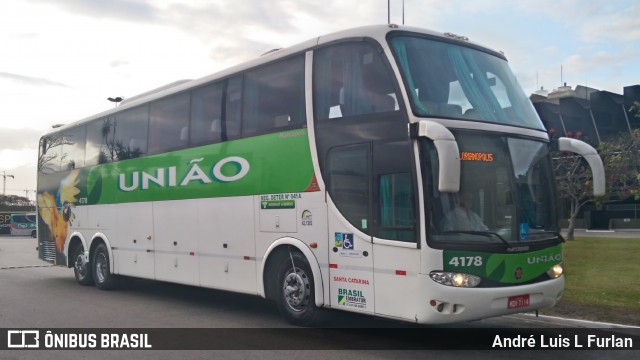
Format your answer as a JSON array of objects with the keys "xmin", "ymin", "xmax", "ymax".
[
  {"xmin": 411, "ymin": 120, "xmax": 460, "ymax": 193},
  {"xmin": 555, "ymin": 137, "xmax": 606, "ymax": 196}
]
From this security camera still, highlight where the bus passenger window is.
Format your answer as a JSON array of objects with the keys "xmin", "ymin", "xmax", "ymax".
[
  {"xmin": 242, "ymin": 55, "xmax": 305, "ymax": 136},
  {"xmin": 313, "ymin": 42, "xmax": 397, "ymax": 121},
  {"xmin": 38, "ymin": 135, "xmax": 63, "ymax": 174},
  {"xmin": 191, "ymin": 83, "xmax": 223, "ymax": 146},
  {"xmin": 148, "ymin": 93, "xmax": 190, "ymax": 155},
  {"xmin": 114, "ymin": 106, "xmax": 148, "ymax": 160},
  {"xmin": 225, "ymin": 77, "xmax": 242, "ymax": 139},
  {"xmin": 61, "ymin": 126, "xmax": 86, "ymax": 170}
]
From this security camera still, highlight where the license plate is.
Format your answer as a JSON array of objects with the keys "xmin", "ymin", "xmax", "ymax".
[{"xmin": 508, "ymin": 294, "xmax": 530, "ymax": 309}]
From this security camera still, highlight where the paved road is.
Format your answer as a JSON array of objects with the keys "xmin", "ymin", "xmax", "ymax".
[{"xmin": 0, "ymin": 235, "xmax": 637, "ymax": 359}]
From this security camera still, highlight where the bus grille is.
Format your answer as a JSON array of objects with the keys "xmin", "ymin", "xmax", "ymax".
[{"xmin": 41, "ymin": 241, "xmax": 57, "ymax": 263}]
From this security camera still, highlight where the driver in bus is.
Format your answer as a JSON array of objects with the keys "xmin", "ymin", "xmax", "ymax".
[{"xmin": 440, "ymin": 190, "xmax": 488, "ymax": 232}]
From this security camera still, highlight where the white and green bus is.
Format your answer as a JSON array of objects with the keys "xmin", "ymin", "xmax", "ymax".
[{"xmin": 37, "ymin": 25, "xmax": 604, "ymax": 325}]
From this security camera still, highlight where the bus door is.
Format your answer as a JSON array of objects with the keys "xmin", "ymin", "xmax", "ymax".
[
  {"xmin": 326, "ymin": 144, "xmax": 375, "ymax": 314},
  {"xmin": 370, "ymin": 140, "xmax": 421, "ymax": 320}
]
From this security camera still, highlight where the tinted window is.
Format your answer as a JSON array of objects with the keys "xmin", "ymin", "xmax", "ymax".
[
  {"xmin": 148, "ymin": 93, "xmax": 190, "ymax": 154},
  {"xmin": 226, "ymin": 77, "xmax": 243, "ymax": 139},
  {"xmin": 327, "ymin": 144, "xmax": 370, "ymax": 233},
  {"xmin": 61, "ymin": 126, "xmax": 86, "ymax": 170},
  {"xmin": 191, "ymin": 83, "xmax": 223, "ymax": 146},
  {"xmin": 38, "ymin": 134, "xmax": 63, "ymax": 174},
  {"xmin": 314, "ymin": 42, "xmax": 398, "ymax": 120},
  {"xmin": 390, "ymin": 36, "xmax": 544, "ymax": 129},
  {"xmin": 114, "ymin": 106, "xmax": 148, "ymax": 160},
  {"xmin": 243, "ymin": 56, "xmax": 305, "ymax": 135},
  {"xmin": 85, "ymin": 117, "xmax": 114, "ymax": 165},
  {"xmin": 378, "ymin": 173, "xmax": 415, "ymax": 242}
]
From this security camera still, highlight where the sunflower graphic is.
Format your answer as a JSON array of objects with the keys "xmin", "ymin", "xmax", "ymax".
[{"xmin": 37, "ymin": 170, "xmax": 80, "ymax": 252}]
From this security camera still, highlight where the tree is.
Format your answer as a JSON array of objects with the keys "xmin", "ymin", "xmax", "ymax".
[
  {"xmin": 552, "ymin": 150, "xmax": 594, "ymax": 240},
  {"xmin": 553, "ymin": 104, "xmax": 640, "ymax": 240},
  {"xmin": 0, "ymin": 194, "xmax": 35, "ymax": 211},
  {"xmin": 598, "ymin": 128, "xmax": 640, "ymax": 202}
]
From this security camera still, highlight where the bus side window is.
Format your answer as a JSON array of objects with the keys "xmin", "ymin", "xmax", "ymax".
[
  {"xmin": 148, "ymin": 93, "xmax": 190, "ymax": 155},
  {"xmin": 86, "ymin": 117, "xmax": 114, "ymax": 165},
  {"xmin": 38, "ymin": 135, "xmax": 63, "ymax": 174},
  {"xmin": 114, "ymin": 106, "xmax": 148, "ymax": 161},
  {"xmin": 327, "ymin": 144, "xmax": 371, "ymax": 233},
  {"xmin": 225, "ymin": 77, "xmax": 243, "ymax": 139},
  {"xmin": 373, "ymin": 141, "xmax": 416, "ymax": 242},
  {"xmin": 61, "ymin": 125, "xmax": 86, "ymax": 170},
  {"xmin": 313, "ymin": 42, "xmax": 398, "ymax": 121},
  {"xmin": 242, "ymin": 55, "xmax": 305, "ymax": 136},
  {"xmin": 191, "ymin": 82, "xmax": 224, "ymax": 146}
]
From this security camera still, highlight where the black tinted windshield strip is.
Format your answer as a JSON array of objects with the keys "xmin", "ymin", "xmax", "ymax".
[{"xmin": 387, "ymin": 31, "xmax": 507, "ymax": 61}]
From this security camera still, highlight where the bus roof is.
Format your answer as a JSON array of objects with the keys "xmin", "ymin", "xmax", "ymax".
[{"xmin": 41, "ymin": 24, "xmax": 499, "ymax": 136}]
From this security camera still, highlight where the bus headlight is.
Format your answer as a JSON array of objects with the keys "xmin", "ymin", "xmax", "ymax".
[
  {"xmin": 547, "ymin": 263, "xmax": 563, "ymax": 278},
  {"xmin": 429, "ymin": 271, "xmax": 481, "ymax": 287}
]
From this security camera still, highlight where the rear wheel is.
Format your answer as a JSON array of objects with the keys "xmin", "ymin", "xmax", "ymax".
[
  {"xmin": 72, "ymin": 244, "xmax": 93, "ymax": 286},
  {"xmin": 92, "ymin": 243, "xmax": 118, "ymax": 290},
  {"xmin": 274, "ymin": 250, "xmax": 322, "ymax": 326}
]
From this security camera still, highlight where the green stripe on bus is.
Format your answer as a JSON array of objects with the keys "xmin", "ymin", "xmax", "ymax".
[
  {"xmin": 41, "ymin": 129, "xmax": 316, "ymax": 206},
  {"xmin": 443, "ymin": 244, "xmax": 562, "ymax": 284}
]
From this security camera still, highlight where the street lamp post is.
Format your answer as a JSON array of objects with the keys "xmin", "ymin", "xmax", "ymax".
[{"xmin": 107, "ymin": 97, "xmax": 123, "ymax": 108}]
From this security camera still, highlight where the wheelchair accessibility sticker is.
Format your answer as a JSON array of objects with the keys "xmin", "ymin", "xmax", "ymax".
[{"xmin": 335, "ymin": 232, "xmax": 354, "ymax": 250}]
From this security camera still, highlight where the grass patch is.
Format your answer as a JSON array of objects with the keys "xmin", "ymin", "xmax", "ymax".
[{"xmin": 542, "ymin": 237, "xmax": 640, "ymax": 325}]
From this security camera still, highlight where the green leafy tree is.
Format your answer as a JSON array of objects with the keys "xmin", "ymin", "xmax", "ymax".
[{"xmin": 598, "ymin": 128, "xmax": 640, "ymax": 202}]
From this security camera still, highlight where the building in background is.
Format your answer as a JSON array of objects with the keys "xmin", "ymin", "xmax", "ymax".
[
  {"xmin": 531, "ymin": 84, "xmax": 640, "ymax": 230},
  {"xmin": 531, "ymin": 84, "xmax": 640, "ymax": 146}
]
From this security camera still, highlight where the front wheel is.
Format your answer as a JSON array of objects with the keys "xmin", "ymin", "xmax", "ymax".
[
  {"xmin": 274, "ymin": 250, "xmax": 322, "ymax": 326},
  {"xmin": 92, "ymin": 243, "xmax": 118, "ymax": 290}
]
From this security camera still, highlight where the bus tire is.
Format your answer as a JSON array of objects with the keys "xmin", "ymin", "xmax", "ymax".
[
  {"xmin": 72, "ymin": 244, "xmax": 93, "ymax": 286},
  {"xmin": 274, "ymin": 250, "xmax": 322, "ymax": 326},
  {"xmin": 31, "ymin": 230, "xmax": 37, "ymax": 238},
  {"xmin": 92, "ymin": 243, "xmax": 118, "ymax": 290}
]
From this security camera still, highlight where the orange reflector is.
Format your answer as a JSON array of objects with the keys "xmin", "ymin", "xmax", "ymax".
[{"xmin": 310, "ymin": 242, "xmax": 318, "ymax": 249}]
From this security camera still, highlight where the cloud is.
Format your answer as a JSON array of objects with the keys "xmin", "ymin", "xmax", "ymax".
[
  {"xmin": 0, "ymin": 128, "xmax": 43, "ymax": 150},
  {"xmin": 110, "ymin": 59, "xmax": 130, "ymax": 68},
  {"xmin": 0, "ymin": 72, "xmax": 70, "ymax": 88},
  {"xmin": 517, "ymin": 1, "xmax": 640, "ymax": 42},
  {"xmin": 0, "ymin": 148, "xmax": 37, "ymax": 171},
  {"xmin": 28, "ymin": 0, "xmax": 158, "ymax": 23},
  {"xmin": 579, "ymin": 4, "xmax": 640, "ymax": 42}
]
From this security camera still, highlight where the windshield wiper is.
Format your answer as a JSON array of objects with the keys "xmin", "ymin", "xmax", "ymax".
[
  {"xmin": 441, "ymin": 231, "xmax": 511, "ymax": 247},
  {"xmin": 528, "ymin": 230, "xmax": 565, "ymax": 242}
]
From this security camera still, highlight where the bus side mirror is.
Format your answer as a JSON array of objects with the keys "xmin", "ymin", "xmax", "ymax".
[
  {"xmin": 411, "ymin": 120, "xmax": 460, "ymax": 193},
  {"xmin": 556, "ymin": 137, "xmax": 606, "ymax": 196}
]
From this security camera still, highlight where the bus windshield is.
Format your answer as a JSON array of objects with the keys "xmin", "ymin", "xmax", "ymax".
[
  {"xmin": 390, "ymin": 35, "xmax": 544, "ymax": 130},
  {"xmin": 422, "ymin": 133, "xmax": 558, "ymax": 246}
]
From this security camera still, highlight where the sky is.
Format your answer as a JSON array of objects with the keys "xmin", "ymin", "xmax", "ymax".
[{"xmin": 1, "ymin": 0, "xmax": 639, "ymax": 199}]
